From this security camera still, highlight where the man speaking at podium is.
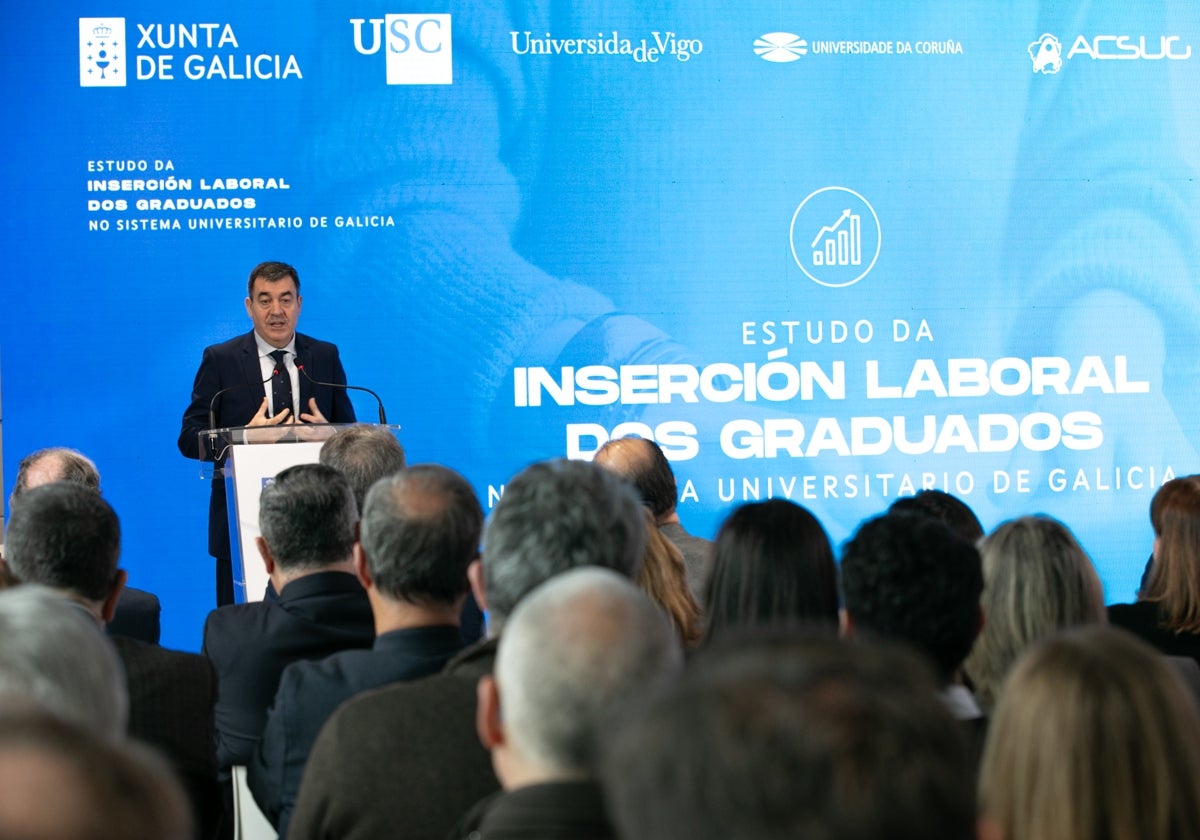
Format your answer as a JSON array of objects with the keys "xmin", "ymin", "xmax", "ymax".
[{"xmin": 179, "ymin": 261, "xmax": 356, "ymax": 606}]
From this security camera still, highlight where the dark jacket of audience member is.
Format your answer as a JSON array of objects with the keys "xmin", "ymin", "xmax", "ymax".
[
  {"xmin": 248, "ymin": 465, "xmax": 481, "ymax": 836},
  {"xmin": 2, "ymin": 484, "xmax": 222, "ymax": 839},
  {"xmin": 1110, "ymin": 475, "xmax": 1200, "ymax": 662},
  {"xmin": 202, "ymin": 464, "xmax": 375, "ymax": 771}
]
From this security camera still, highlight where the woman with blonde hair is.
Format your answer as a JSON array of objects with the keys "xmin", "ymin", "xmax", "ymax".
[
  {"xmin": 963, "ymin": 515, "xmax": 1106, "ymax": 710},
  {"xmin": 978, "ymin": 625, "xmax": 1200, "ymax": 840},
  {"xmin": 1110, "ymin": 475, "xmax": 1200, "ymax": 660},
  {"xmin": 636, "ymin": 508, "xmax": 705, "ymax": 648}
]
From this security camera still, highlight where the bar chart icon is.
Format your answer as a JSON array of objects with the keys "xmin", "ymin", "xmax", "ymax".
[
  {"xmin": 811, "ymin": 209, "xmax": 861, "ymax": 267},
  {"xmin": 790, "ymin": 187, "xmax": 880, "ymax": 288}
]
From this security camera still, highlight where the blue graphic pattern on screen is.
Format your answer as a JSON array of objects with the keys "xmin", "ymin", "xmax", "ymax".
[{"xmin": 3, "ymin": 1, "xmax": 1199, "ymax": 649}]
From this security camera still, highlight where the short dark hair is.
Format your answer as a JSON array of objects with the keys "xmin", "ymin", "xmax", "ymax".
[
  {"xmin": 247, "ymin": 260, "xmax": 300, "ymax": 296},
  {"xmin": 319, "ymin": 425, "xmax": 408, "ymax": 512},
  {"xmin": 602, "ymin": 637, "xmax": 976, "ymax": 840},
  {"xmin": 258, "ymin": 463, "xmax": 356, "ymax": 571},
  {"xmin": 594, "ymin": 437, "xmax": 677, "ymax": 519},
  {"xmin": 704, "ymin": 499, "xmax": 838, "ymax": 642},
  {"xmin": 3, "ymin": 483, "xmax": 121, "ymax": 601},
  {"xmin": 10, "ymin": 448, "xmax": 100, "ymax": 507},
  {"xmin": 482, "ymin": 459, "xmax": 646, "ymax": 626},
  {"xmin": 360, "ymin": 465, "xmax": 482, "ymax": 605},
  {"xmin": 840, "ymin": 512, "xmax": 983, "ymax": 679},
  {"xmin": 889, "ymin": 490, "xmax": 984, "ymax": 543}
]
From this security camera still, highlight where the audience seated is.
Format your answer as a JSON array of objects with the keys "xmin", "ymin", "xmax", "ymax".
[
  {"xmin": 0, "ymin": 585, "xmax": 127, "ymax": 743},
  {"xmin": 635, "ymin": 508, "xmax": 704, "ymax": 647},
  {"xmin": 703, "ymin": 498, "xmax": 838, "ymax": 644},
  {"xmin": 3, "ymin": 484, "xmax": 221, "ymax": 837},
  {"xmin": 601, "ymin": 636, "xmax": 977, "ymax": 840},
  {"xmin": 594, "ymin": 436, "xmax": 713, "ymax": 596},
  {"xmin": 202, "ymin": 462, "xmax": 375, "ymax": 774},
  {"xmin": 1109, "ymin": 475, "xmax": 1200, "ymax": 662},
  {"xmin": 289, "ymin": 458, "xmax": 645, "ymax": 840},
  {"xmin": 964, "ymin": 515, "xmax": 1106, "ymax": 710},
  {"xmin": 7, "ymin": 446, "xmax": 161, "ymax": 644},
  {"xmin": 840, "ymin": 511, "xmax": 985, "ymax": 726},
  {"xmin": 457, "ymin": 567, "xmax": 682, "ymax": 839},
  {"xmin": 0, "ymin": 712, "xmax": 191, "ymax": 840},
  {"xmin": 249, "ymin": 464, "xmax": 482, "ymax": 836},
  {"xmin": 978, "ymin": 625, "xmax": 1200, "ymax": 840}
]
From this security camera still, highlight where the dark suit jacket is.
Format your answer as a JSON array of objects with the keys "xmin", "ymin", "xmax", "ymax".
[
  {"xmin": 201, "ymin": 571, "xmax": 375, "ymax": 770},
  {"xmin": 248, "ymin": 625, "xmax": 466, "ymax": 836},
  {"xmin": 452, "ymin": 781, "xmax": 616, "ymax": 840},
  {"xmin": 178, "ymin": 330, "xmax": 356, "ymax": 559},
  {"xmin": 1109, "ymin": 601, "xmax": 1200, "ymax": 662},
  {"xmin": 106, "ymin": 585, "xmax": 161, "ymax": 644},
  {"xmin": 112, "ymin": 635, "xmax": 222, "ymax": 840},
  {"xmin": 289, "ymin": 638, "xmax": 500, "ymax": 840}
]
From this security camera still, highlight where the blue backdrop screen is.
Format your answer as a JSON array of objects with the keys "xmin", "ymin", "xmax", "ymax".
[{"xmin": 5, "ymin": 2, "xmax": 1200, "ymax": 650}]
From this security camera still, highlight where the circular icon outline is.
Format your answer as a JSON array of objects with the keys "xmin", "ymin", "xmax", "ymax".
[{"xmin": 789, "ymin": 186, "xmax": 882, "ymax": 288}]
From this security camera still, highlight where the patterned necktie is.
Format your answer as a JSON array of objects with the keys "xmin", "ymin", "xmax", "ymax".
[{"xmin": 269, "ymin": 349, "xmax": 293, "ymax": 419}]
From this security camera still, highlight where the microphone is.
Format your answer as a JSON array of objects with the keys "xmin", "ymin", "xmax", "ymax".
[
  {"xmin": 296, "ymin": 360, "xmax": 388, "ymax": 424},
  {"xmin": 207, "ymin": 373, "xmax": 274, "ymax": 454}
]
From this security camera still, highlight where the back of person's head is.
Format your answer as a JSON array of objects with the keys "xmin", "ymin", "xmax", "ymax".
[
  {"xmin": 360, "ymin": 464, "xmax": 482, "ymax": 605},
  {"xmin": 840, "ymin": 512, "xmax": 983, "ymax": 680},
  {"xmin": 481, "ymin": 459, "xmax": 646, "ymax": 627},
  {"xmin": 593, "ymin": 436, "xmax": 677, "ymax": 520},
  {"xmin": 0, "ymin": 586, "xmax": 127, "ymax": 743},
  {"xmin": 258, "ymin": 463, "xmax": 357, "ymax": 571},
  {"xmin": 964, "ymin": 515, "xmax": 1106, "ymax": 709},
  {"xmin": 888, "ymin": 490, "xmax": 984, "ymax": 543},
  {"xmin": 10, "ymin": 447, "xmax": 101, "ymax": 508},
  {"xmin": 979, "ymin": 625, "xmax": 1200, "ymax": 840},
  {"xmin": 636, "ymin": 508, "xmax": 704, "ymax": 647},
  {"xmin": 4, "ymin": 482, "xmax": 120, "ymax": 601},
  {"xmin": 0, "ymin": 712, "xmax": 190, "ymax": 840},
  {"xmin": 1142, "ymin": 475, "xmax": 1200, "ymax": 632},
  {"xmin": 492, "ymin": 567, "xmax": 682, "ymax": 779},
  {"xmin": 319, "ymin": 424, "xmax": 408, "ymax": 511},
  {"xmin": 602, "ymin": 636, "xmax": 976, "ymax": 840},
  {"xmin": 704, "ymin": 499, "xmax": 838, "ymax": 642}
]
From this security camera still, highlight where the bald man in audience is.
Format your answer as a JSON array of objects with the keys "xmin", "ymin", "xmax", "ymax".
[
  {"xmin": 6, "ymin": 446, "xmax": 161, "ymax": 643},
  {"xmin": 317, "ymin": 423, "xmax": 407, "ymax": 512},
  {"xmin": 594, "ymin": 436, "xmax": 712, "ymax": 597},
  {"xmin": 457, "ymin": 567, "xmax": 682, "ymax": 838}
]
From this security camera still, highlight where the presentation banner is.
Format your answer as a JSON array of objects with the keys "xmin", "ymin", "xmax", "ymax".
[{"xmin": 5, "ymin": 1, "xmax": 1199, "ymax": 646}]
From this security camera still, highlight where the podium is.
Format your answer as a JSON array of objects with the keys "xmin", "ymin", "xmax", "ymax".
[{"xmin": 197, "ymin": 424, "xmax": 403, "ymax": 603}]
